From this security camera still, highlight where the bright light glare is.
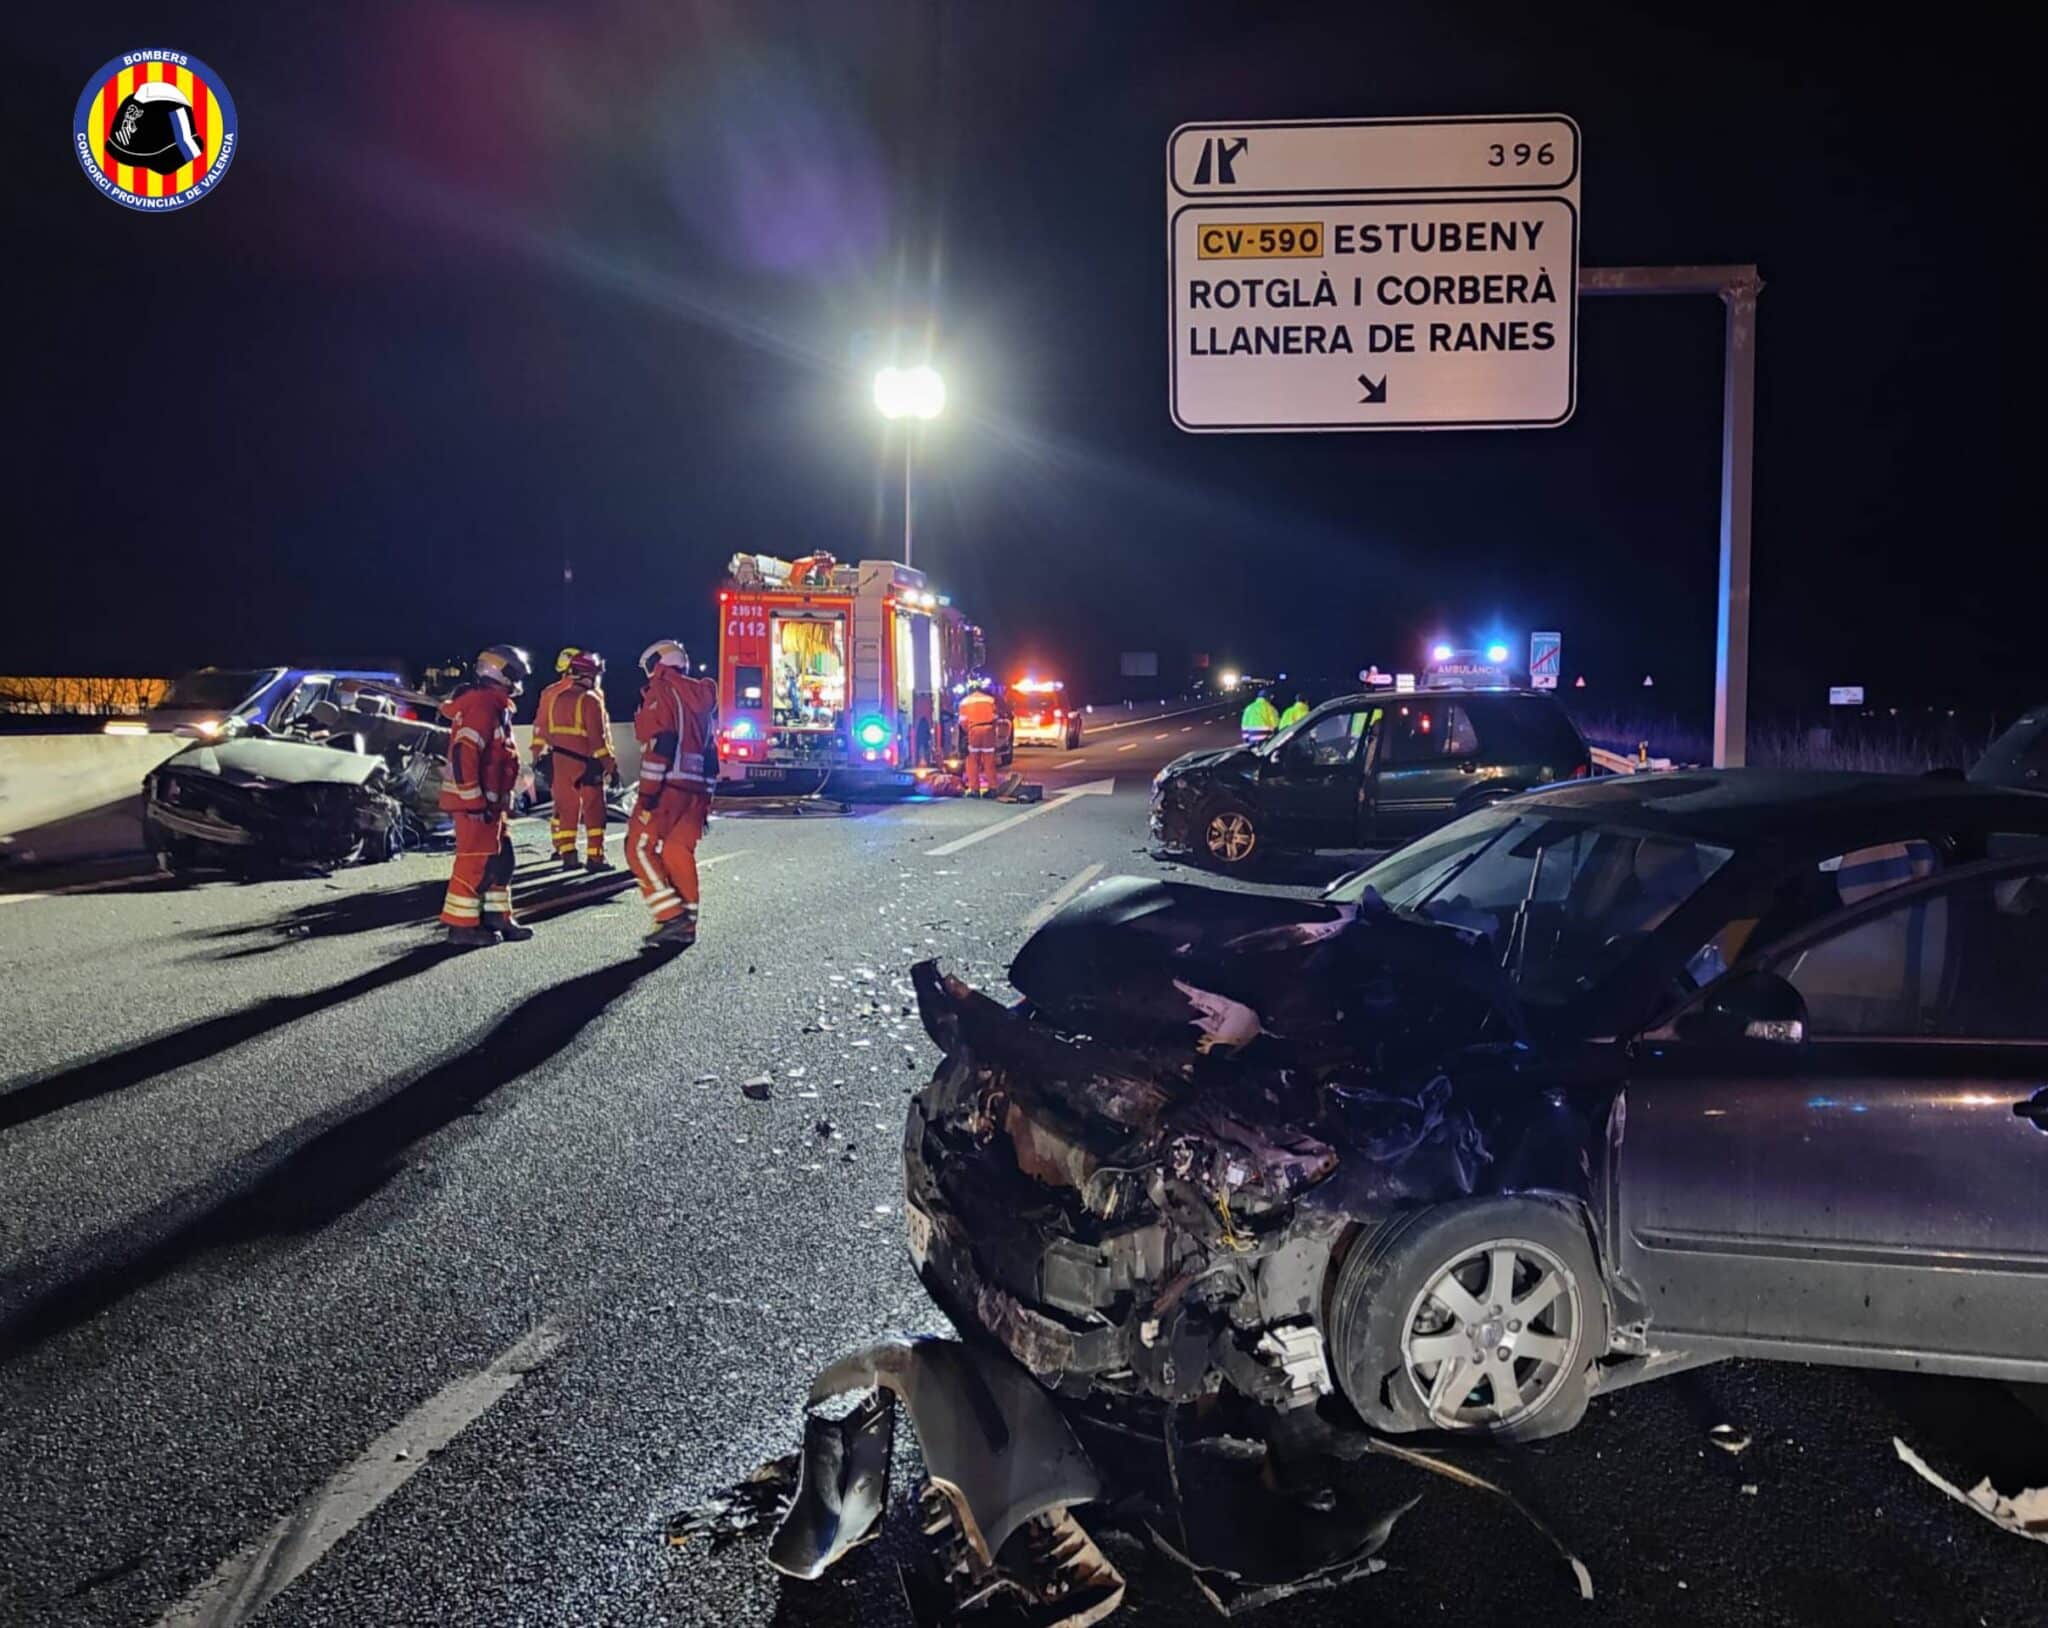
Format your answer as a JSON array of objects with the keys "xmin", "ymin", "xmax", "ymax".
[
  {"xmin": 1218, "ymin": 669, "xmax": 1241, "ymax": 691},
  {"xmin": 857, "ymin": 717, "xmax": 890, "ymax": 747},
  {"xmin": 874, "ymin": 364, "xmax": 945, "ymax": 420},
  {"xmin": 1430, "ymin": 643, "xmax": 1454, "ymax": 663},
  {"xmin": 1486, "ymin": 643, "xmax": 1511, "ymax": 664}
]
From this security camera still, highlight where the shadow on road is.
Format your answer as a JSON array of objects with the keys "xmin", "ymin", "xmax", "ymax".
[
  {"xmin": 194, "ymin": 869, "xmax": 635, "ymax": 958},
  {"xmin": 0, "ymin": 951, "xmax": 674, "ymax": 1357},
  {"xmin": 0, "ymin": 944, "xmax": 458, "ymax": 1133}
]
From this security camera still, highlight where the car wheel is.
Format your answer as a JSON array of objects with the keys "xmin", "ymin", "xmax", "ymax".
[
  {"xmin": 1198, "ymin": 797, "xmax": 1261, "ymax": 868},
  {"xmin": 1326, "ymin": 1197, "xmax": 1606, "ymax": 1443}
]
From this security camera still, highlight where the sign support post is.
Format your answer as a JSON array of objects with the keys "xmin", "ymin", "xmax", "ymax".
[{"xmin": 1581, "ymin": 265, "xmax": 1761, "ymax": 768}]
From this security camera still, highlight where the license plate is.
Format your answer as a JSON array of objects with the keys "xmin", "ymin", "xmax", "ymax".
[
  {"xmin": 745, "ymin": 765, "xmax": 791, "ymax": 782},
  {"xmin": 904, "ymin": 1201, "xmax": 933, "ymax": 1268}
]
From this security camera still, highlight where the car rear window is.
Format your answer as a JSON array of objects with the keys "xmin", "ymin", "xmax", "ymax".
[{"xmin": 1472, "ymin": 697, "xmax": 1587, "ymax": 763}]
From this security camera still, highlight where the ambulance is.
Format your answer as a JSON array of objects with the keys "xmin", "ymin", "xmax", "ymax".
[{"xmin": 716, "ymin": 553, "xmax": 992, "ymax": 789}]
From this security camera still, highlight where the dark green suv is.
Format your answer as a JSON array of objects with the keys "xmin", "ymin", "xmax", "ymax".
[{"xmin": 1150, "ymin": 688, "xmax": 1592, "ymax": 868}]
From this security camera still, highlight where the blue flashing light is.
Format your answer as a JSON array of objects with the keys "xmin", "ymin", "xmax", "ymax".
[
  {"xmin": 856, "ymin": 717, "xmax": 890, "ymax": 749},
  {"xmin": 729, "ymin": 718, "xmax": 755, "ymax": 740},
  {"xmin": 1430, "ymin": 643, "xmax": 1454, "ymax": 663},
  {"xmin": 1486, "ymin": 643, "xmax": 1511, "ymax": 665}
]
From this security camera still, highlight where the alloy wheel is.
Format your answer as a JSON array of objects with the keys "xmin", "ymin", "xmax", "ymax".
[
  {"xmin": 1399, "ymin": 1237, "xmax": 1583, "ymax": 1431},
  {"xmin": 1204, "ymin": 810, "xmax": 1256, "ymax": 863}
]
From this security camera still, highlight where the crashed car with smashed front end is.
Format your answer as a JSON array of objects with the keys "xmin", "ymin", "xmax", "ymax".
[
  {"xmin": 905, "ymin": 771, "xmax": 2048, "ymax": 1444},
  {"xmin": 143, "ymin": 677, "xmax": 453, "ymax": 873}
]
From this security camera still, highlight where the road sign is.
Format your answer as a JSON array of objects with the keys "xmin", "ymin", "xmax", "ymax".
[
  {"xmin": 1529, "ymin": 630, "xmax": 1562, "ymax": 689},
  {"xmin": 1829, "ymin": 685, "xmax": 1865, "ymax": 706},
  {"xmin": 1394, "ymin": 672, "xmax": 1417, "ymax": 694},
  {"xmin": 1168, "ymin": 115, "xmax": 1580, "ymax": 432}
]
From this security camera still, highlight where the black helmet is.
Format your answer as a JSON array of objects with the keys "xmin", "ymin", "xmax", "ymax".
[
  {"xmin": 475, "ymin": 644, "xmax": 532, "ymax": 695},
  {"xmin": 106, "ymin": 82, "xmax": 206, "ymax": 177}
]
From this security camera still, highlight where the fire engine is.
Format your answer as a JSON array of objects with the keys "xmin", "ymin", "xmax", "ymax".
[{"xmin": 716, "ymin": 553, "xmax": 992, "ymax": 789}]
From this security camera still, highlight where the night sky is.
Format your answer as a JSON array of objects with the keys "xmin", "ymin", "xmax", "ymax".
[{"xmin": 12, "ymin": 3, "xmax": 2036, "ymax": 721}]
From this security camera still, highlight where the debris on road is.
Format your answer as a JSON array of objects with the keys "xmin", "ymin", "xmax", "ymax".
[
  {"xmin": 1893, "ymin": 1436, "xmax": 2048, "ymax": 1545},
  {"xmin": 1708, "ymin": 1423, "xmax": 1752, "ymax": 1455},
  {"xmin": 665, "ymin": 1453, "xmax": 799, "ymax": 1550},
  {"xmin": 741, "ymin": 1075, "xmax": 774, "ymax": 1101}
]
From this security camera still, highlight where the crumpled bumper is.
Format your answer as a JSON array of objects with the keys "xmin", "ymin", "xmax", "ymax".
[{"xmin": 768, "ymin": 1333, "xmax": 1103, "ymax": 1576}]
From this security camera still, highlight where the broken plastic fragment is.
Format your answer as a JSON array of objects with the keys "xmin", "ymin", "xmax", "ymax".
[
  {"xmin": 741, "ymin": 1075, "xmax": 773, "ymax": 1101},
  {"xmin": 1893, "ymin": 1436, "xmax": 2048, "ymax": 1545},
  {"xmin": 1708, "ymin": 1422, "xmax": 1751, "ymax": 1455}
]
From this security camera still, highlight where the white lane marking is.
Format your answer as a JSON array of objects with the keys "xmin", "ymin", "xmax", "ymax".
[
  {"xmin": 156, "ymin": 1323, "xmax": 568, "ymax": 1628},
  {"xmin": 1180, "ymin": 726, "xmax": 1194, "ymax": 733},
  {"xmin": 1116, "ymin": 742, "xmax": 1139, "ymax": 753},
  {"xmin": 925, "ymin": 780, "xmax": 1115, "ymax": 858},
  {"xmin": 1152, "ymin": 732, "xmax": 1170, "ymax": 740},
  {"xmin": 1057, "ymin": 757, "xmax": 1089, "ymax": 769},
  {"xmin": 1021, "ymin": 863, "xmax": 1106, "ymax": 933},
  {"xmin": 1084, "ymin": 700, "xmax": 1232, "ymax": 735}
]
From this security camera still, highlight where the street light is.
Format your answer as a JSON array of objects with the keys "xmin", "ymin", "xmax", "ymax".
[{"xmin": 874, "ymin": 365, "xmax": 945, "ymax": 570}]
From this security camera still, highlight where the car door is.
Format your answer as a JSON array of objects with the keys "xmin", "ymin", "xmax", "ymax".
[
  {"xmin": 1367, "ymin": 700, "xmax": 1480, "ymax": 841},
  {"xmin": 1612, "ymin": 858, "xmax": 2048, "ymax": 1375},
  {"xmin": 1258, "ymin": 705, "xmax": 1377, "ymax": 848}
]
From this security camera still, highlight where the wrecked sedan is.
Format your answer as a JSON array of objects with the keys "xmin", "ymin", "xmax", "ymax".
[
  {"xmin": 907, "ymin": 770, "xmax": 2048, "ymax": 1443},
  {"xmin": 143, "ymin": 677, "xmax": 453, "ymax": 872}
]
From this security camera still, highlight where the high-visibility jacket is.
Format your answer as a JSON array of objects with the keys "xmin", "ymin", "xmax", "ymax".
[
  {"xmin": 1279, "ymin": 701, "xmax": 1311, "ymax": 728},
  {"xmin": 635, "ymin": 668, "xmax": 718, "ymax": 799},
  {"xmin": 957, "ymin": 689, "xmax": 1000, "ymax": 744},
  {"xmin": 438, "ymin": 685, "xmax": 520, "ymax": 813},
  {"xmin": 1241, "ymin": 697, "xmax": 1280, "ymax": 733},
  {"xmin": 533, "ymin": 678, "xmax": 615, "ymax": 765}
]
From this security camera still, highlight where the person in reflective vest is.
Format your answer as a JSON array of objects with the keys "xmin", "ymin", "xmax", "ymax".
[
  {"xmin": 1278, "ymin": 692, "xmax": 1311, "ymax": 729},
  {"xmin": 438, "ymin": 645, "xmax": 533, "ymax": 947},
  {"xmin": 1241, "ymin": 687, "xmax": 1280, "ymax": 744},
  {"xmin": 629, "ymin": 639, "xmax": 718, "ymax": 951},
  {"xmin": 958, "ymin": 678, "xmax": 1001, "ymax": 798},
  {"xmin": 533, "ymin": 650, "xmax": 617, "ymax": 871}
]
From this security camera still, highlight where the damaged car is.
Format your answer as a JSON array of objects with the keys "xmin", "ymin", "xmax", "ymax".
[
  {"xmin": 142, "ymin": 676, "xmax": 453, "ymax": 873},
  {"xmin": 906, "ymin": 771, "xmax": 2048, "ymax": 1445}
]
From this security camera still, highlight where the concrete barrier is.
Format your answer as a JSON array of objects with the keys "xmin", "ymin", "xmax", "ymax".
[{"xmin": 0, "ymin": 735, "xmax": 184, "ymax": 864}]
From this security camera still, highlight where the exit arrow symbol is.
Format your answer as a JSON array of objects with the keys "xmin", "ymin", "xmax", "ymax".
[{"xmin": 1357, "ymin": 374, "xmax": 1388, "ymax": 405}]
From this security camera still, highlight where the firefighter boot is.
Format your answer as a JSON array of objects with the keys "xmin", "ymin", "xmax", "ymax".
[
  {"xmin": 640, "ymin": 918, "xmax": 697, "ymax": 953},
  {"xmin": 559, "ymin": 852, "xmax": 583, "ymax": 872},
  {"xmin": 487, "ymin": 917, "xmax": 536, "ymax": 942},
  {"xmin": 585, "ymin": 855, "xmax": 616, "ymax": 873},
  {"xmin": 445, "ymin": 925, "xmax": 500, "ymax": 949}
]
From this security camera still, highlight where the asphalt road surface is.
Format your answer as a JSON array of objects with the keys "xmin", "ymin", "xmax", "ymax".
[{"xmin": 3, "ymin": 703, "xmax": 2044, "ymax": 1628}]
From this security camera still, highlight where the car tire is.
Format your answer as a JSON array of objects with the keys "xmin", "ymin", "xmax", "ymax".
[
  {"xmin": 1196, "ymin": 796, "xmax": 1262, "ymax": 869},
  {"xmin": 1326, "ymin": 1197, "xmax": 1607, "ymax": 1443}
]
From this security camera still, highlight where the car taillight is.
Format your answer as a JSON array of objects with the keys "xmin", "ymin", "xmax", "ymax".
[
  {"xmin": 1052, "ymin": 709, "xmax": 1063, "ymax": 721},
  {"xmin": 1571, "ymin": 761, "xmax": 1590, "ymax": 779}
]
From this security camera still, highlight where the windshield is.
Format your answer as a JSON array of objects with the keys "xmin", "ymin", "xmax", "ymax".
[
  {"xmin": 1332, "ymin": 810, "xmax": 1735, "ymax": 1005},
  {"xmin": 157, "ymin": 669, "xmax": 271, "ymax": 712}
]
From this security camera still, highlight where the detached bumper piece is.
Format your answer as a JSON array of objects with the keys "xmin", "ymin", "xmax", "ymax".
[{"xmin": 767, "ymin": 1335, "xmax": 1124, "ymax": 1626}]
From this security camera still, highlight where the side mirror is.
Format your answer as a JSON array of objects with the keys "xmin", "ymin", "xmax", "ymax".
[{"xmin": 1673, "ymin": 969, "xmax": 1809, "ymax": 1046}]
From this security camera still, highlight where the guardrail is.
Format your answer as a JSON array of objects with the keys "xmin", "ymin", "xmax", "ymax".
[{"xmin": 1589, "ymin": 745, "xmax": 1676, "ymax": 776}]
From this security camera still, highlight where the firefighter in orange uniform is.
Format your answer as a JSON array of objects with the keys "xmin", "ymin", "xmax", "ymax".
[
  {"xmin": 958, "ymin": 676, "xmax": 1001, "ymax": 798},
  {"xmin": 438, "ymin": 644, "xmax": 534, "ymax": 947},
  {"xmin": 629, "ymin": 638, "xmax": 717, "ymax": 951},
  {"xmin": 533, "ymin": 650, "xmax": 617, "ymax": 871}
]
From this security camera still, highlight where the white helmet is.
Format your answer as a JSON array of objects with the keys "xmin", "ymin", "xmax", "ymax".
[{"xmin": 640, "ymin": 638, "xmax": 690, "ymax": 674}]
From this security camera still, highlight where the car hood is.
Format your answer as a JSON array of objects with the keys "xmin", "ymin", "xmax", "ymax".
[
  {"xmin": 1005, "ymin": 874, "xmax": 1521, "ymax": 1064},
  {"xmin": 1160, "ymin": 745, "xmax": 1260, "ymax": 780},
  {"xmin": 159, "ymin": 736, "xmax": 384, "ymax": 788}
]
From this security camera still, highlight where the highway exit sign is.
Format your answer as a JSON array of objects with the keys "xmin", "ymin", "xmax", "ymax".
[{"xmin": 1168, "ymin": 115, "xmax": 1580, "ymax": 432}]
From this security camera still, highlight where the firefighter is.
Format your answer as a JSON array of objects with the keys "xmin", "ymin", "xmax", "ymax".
[
  {"xmin": 1279, "ymin": 692, "xmax": 1311, "ymax": 729},
  {"xmin": 533, "ymin": 650, "xmax": 617, "ymax": 871},
  {"xmin": 438, "ymin": 644, "xmax": 533, "ymax": 947},
  {"xmin": 1241, "ymin": 686, "xmax": 1280, "ymax": 744},
  {"xmin": 629, "ymin": 638, "xmax": 717, "ymax": 951},
  {"xmin": 958, "ymin": 676, "xmax": 1001, "ymax": 797}
]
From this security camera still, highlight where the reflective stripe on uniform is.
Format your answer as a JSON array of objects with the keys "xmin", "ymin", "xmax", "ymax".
[{"xmin": 454, "ymin": 727, "xmax": 485, "ymax": 747}]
